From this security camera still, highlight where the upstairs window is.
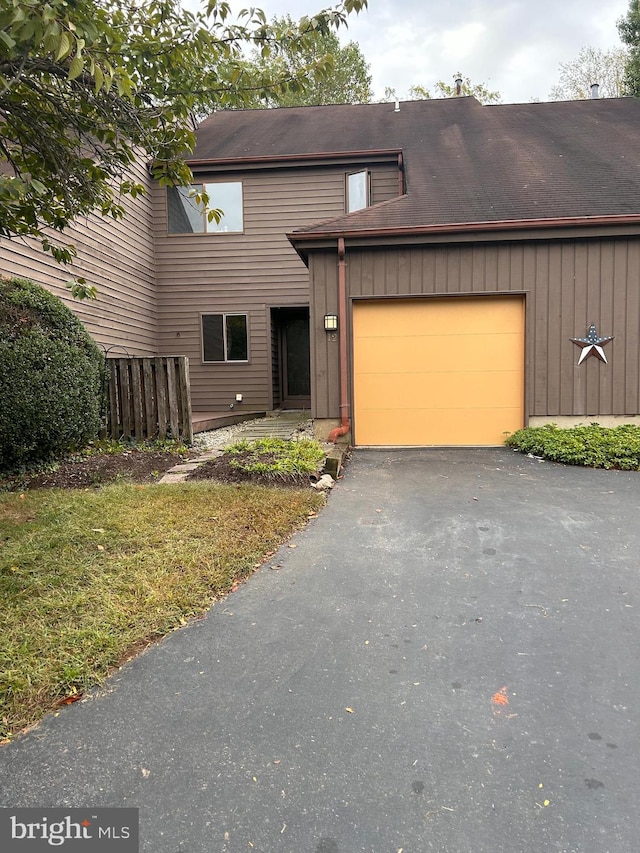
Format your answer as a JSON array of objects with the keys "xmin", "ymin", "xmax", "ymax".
[
  {"xmin": 168, "ymin": 182, "xmax": 244, "ymax": 234},
  {"xmin": 202, "ymin": 314, "xmax": 248, "ymax": 362},
  {"xmin": 346, "ymin": 170, "xmax": 370, "ymax": 213}
]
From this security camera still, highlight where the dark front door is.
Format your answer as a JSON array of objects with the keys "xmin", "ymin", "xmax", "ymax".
[{"xmin": 280, "ymin": 308, "xmax": 311, "ymax": 409}]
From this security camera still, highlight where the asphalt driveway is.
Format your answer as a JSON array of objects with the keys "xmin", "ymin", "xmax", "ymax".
[{"xmin": 1, "ymin": 449, "xmax": 639, "ymax": 853}]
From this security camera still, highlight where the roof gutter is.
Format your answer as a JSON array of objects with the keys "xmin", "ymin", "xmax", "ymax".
[
  {"xmin": 289, "ymin": 213, "xmax": 640, "ymax": 243},
  {"xmin": 186, "ymin": 148, "xmax": 403, "ymax": 169}
]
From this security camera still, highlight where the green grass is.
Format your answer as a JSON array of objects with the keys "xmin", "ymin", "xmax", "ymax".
[
  {"xmin": 505, "ymin": 423, "xmax": 640, "ymax": 469},
  {"xmin": 226, "ymin": 437, "xmax": 326, "ymax": 479},
  {"xmin": 0, "ymin": 482, "xmax": 324, "ymax": 740}
]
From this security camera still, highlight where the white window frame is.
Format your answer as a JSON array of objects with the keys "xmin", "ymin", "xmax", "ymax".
[{"xmin": 346, "ymin": 170, "xmax": 371, "ymax": 213}]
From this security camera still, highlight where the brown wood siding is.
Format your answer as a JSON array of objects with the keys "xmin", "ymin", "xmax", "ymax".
[
  {"xmin": 311, "ymin": 237, "xmax": 640, "ymax": 421},
  {"xmin": 155, "ymin": 163, "xmax": 399, "ymax": 411},
  {"xmin": 0, "ymin": 160, "xmax": 157, "ymax": 355}
]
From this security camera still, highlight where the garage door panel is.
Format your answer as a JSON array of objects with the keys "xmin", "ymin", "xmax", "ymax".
[
  {"xmin": 355, "ymin": 406, "xmax": 523, "ymax": 446},
  {"xmin": 355, "ymin": 369, "xmax": 523, "ymax": 411},
  {"xmin": 355, "ymin": 298, "xmax": 521, "ymax": 338},
  {"xmin": 355, "ymin": 332, "xmax": 523, "ymax": 374},
  {"xmin": 353, "ymin": 297, "xmax": 524, "ymax": 446}
]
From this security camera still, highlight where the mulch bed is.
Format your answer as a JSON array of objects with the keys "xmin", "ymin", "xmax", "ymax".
[
  {"xmin": 2, "ymin": 449, "xmax": 321, "ymax": 491},
  {"xmin": 4, "ymin": 451, "xmax": 186, "ymax": 491}
]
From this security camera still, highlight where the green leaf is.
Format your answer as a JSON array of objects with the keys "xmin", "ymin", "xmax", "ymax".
[
  {"xmin": 55, "ymin": 32, "xmax": 71, "ymax": 61},
  {"xmin": 68, "ymin": 55, "xmax": 83, "ymax": 80},
  {"xmin": 0, "ymin": 30, "xmax": 16, "ymax": 50},
  {"xmin": 93, "ymin": 63, "xmax": 103, "ymax": 92}
]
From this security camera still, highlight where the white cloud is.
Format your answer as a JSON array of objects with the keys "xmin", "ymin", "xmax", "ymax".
[{"xmin": 441, "ymin": 21, "xmax": 488, "ymax": 64}]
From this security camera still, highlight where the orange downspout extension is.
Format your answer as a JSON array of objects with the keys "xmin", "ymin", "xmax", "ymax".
[{"xmin": 328, "ymin": 237, "xmax": 351, "ymax": 444}]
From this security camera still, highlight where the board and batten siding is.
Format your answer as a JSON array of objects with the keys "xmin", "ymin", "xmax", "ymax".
[
  {"xmin": 154, "ymin": 162, "xmax": 400, "ymax": 412},
  {"xmin": 310, "ymin": 236, "xmax": 640, "ymax": 422},
  {"xmin": 0, "ymin": 160, "xmax": 158, "ymax": 355}
]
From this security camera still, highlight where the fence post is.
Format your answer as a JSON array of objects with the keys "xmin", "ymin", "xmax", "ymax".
[{"xmin": 179, "ymin": 358, "xmax": 194, "ymax": 444}]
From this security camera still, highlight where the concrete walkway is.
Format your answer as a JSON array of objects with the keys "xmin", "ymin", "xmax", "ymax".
[{"xmin": 1, "ymin": 449, "xmax": 639, "ymax": 853}]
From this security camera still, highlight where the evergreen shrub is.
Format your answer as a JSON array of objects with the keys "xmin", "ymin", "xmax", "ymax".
[{"xmin": 0, "ymin": 277, "xmax": 104, "ymax": 470}]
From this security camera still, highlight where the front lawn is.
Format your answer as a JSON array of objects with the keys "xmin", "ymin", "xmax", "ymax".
[{"xmin": 0, "ymin": 482, "xmax": 323, "ymax": 741}]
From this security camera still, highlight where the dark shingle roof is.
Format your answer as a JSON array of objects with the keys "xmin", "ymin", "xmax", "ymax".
[{"xmin": 190, "ymin": 97, "xmax": 640, "ymax": 234}]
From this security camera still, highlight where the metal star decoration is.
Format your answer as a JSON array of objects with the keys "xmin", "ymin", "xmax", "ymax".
[{"xmin": 571, "ymin": 323, "xmax": 614, "ymax": 365}]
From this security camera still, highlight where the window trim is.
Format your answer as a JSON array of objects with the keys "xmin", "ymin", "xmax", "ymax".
[
  {"xmin": 345, "ymin": 169, "xmax": 371, "ymax": 213},
  {"xmin": 167, "ymin": 181, "xmax": 244, "ymax": 235},
  {"xmin": 201, "ymin": 312, "xmax": 249, "ymax": 363}
]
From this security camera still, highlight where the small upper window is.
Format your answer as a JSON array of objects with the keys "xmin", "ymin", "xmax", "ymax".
[
  {"xmin": 202, "ymin": 314, "xmax": 248, "ymax": 362},
  {"xmin": 168, "ymin": 182, "xmax": 244, "ymax": 234},
  {"xmin": 346, "ymin": 170, "xmax": 370, "ymax": 213}
]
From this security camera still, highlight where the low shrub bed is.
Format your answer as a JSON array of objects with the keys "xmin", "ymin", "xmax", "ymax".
[
  {"xmin": 189, "ymin": 438, "xmax": 326, "ymax": 486},
  {"xmin": 505, "ymin": 423, "xmax": 640, "ymax": 470}
]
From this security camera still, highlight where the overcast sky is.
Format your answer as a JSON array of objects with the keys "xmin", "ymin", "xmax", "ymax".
[{"xmin": 209, "ymin": 0, "xmax": 629, "ymax": 104}]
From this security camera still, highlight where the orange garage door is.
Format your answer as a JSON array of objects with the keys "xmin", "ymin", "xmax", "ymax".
[{"xmin": 353, "ymin": 297, "xmax": 524, "ymax": 446}]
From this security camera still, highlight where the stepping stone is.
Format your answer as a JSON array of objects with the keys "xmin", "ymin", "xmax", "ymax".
[
  {"xmin": 194, "ymin": 450, "xmax": 224, "ymax": 461},
  {"xmin": 157, "ymin": 472, "xmax": 189, "ymax": 484}
]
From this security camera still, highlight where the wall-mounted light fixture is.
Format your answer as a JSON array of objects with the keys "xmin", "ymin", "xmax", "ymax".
[{"xmin": 324, "ymin": 313, "xmax": 338, "ymax": 332}]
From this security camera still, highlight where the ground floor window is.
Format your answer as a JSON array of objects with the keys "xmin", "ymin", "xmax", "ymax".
[{"xmin": 202, "ymin": 314, "xmax": 248, "ymax": 362}]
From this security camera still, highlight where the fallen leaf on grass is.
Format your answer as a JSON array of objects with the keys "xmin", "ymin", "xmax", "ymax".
[{"xmin": 55, "ymin": 693, "xmax": 84, "ymax": 707}]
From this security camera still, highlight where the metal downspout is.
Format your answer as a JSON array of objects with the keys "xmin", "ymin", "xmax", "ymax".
[{"xmin": 328, "ymin": 237, "xmax": 351, "ymax": 444}]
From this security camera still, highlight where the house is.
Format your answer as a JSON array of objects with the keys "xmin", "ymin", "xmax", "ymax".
[{"xmin": 2, "ymin": 96, "xmax": 640, "ymax": 445}]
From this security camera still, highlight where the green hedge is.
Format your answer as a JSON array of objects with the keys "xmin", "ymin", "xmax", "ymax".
[
  {"xmin": 0, "ymin": 277, "xmax": 104, "ymax": 470},
  {"xmin": 505, "ymin": 423, "xmax": 640, "ymax": 470}
]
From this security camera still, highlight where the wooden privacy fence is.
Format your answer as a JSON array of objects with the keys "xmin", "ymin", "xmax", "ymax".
[{"xmin": 106, "ymin": 356, "xmax": 193, "ymax": 444}]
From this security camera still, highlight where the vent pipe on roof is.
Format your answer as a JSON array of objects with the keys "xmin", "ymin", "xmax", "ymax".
[
  {"xmin": 394, "ymin": 98, "xmax": 400, "ymax": 112},
  {"xmin": 454, "ymin": 73, "xmax": 463, "ymax": 96},
  {"xmin": 590, "ymin": 82, "xmax": 600, "ymax": 99}
]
